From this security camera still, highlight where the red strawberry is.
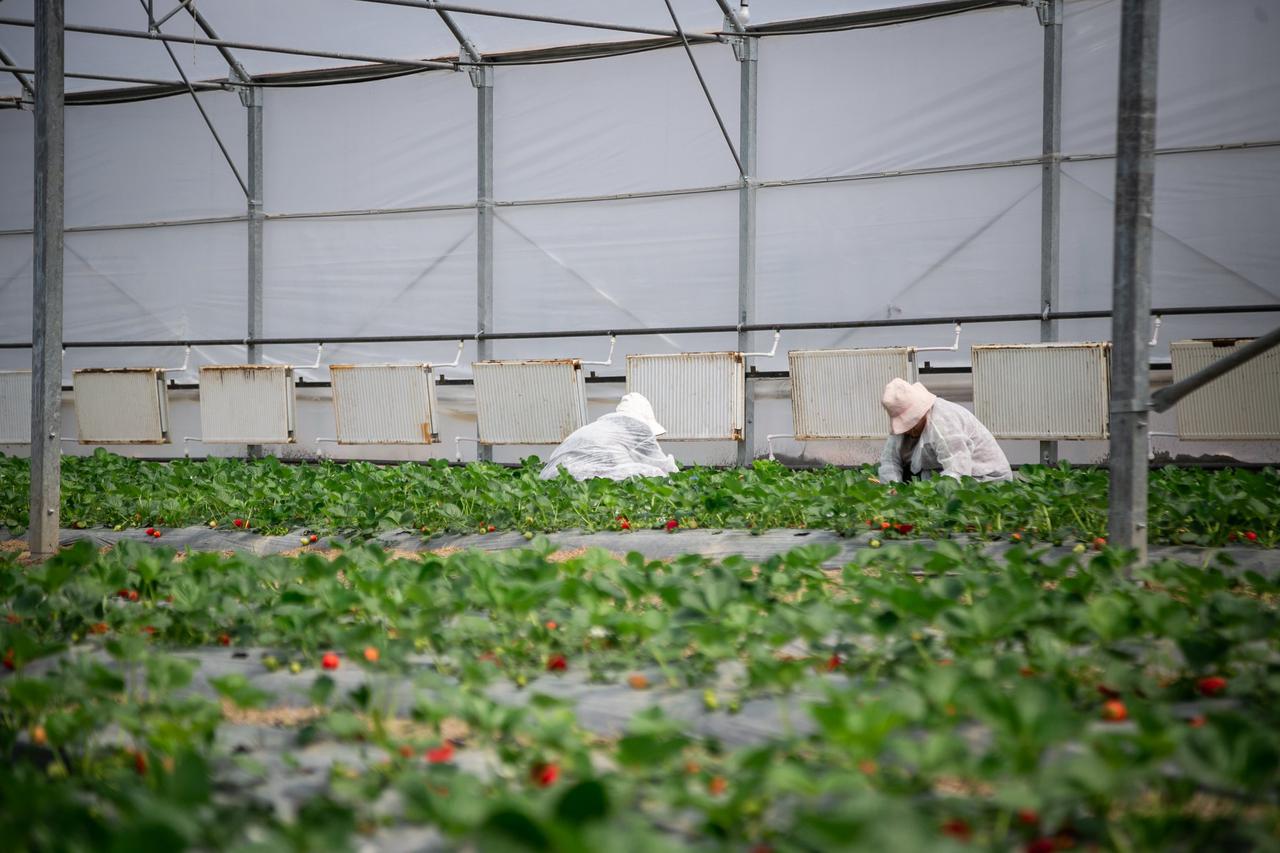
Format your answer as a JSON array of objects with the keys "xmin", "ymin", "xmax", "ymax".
[
  {"xmin": 398, "ymin": 744, "xmax": 414, "ymax": 759},
  {"xmin": 233, "ymin": 518, "xmax": 244, "ymax": 528},
  {"xmin": 825, "ymin": 654, "xmax": 841, "ymax": 672},
  {"xmin": 1101, "ymin": 700, "xmax": 1128, "ymax": 722},
  {"xmin": 151, "ymin": 530, "xmax": 161, "ymax": 538},
  {"xmin": 546, "ymin": 654, "xmax": 567, "ymax": 672},
  {"xmin": 531, "ymin": 762, "xmax": 559, "ymax": 787},
  {"xmin": 309, "ymin": 534, "xmax": 318, "ymax": 543},
  {"xmin": 321, "ymin": 652, "xmax": 340, "ymax": 671},
  {"xmin": 545, "ymin": 621, "xmax": 557, "ymax": 631},
  {"xmin": 895, "ymin": 523, "xmax": 914, "ymax": 535},
  {"xmin": 665, "ymin": 519, "xmax": 678, "ymax": 532},
  {"xmin": 127, "ymin": 590, "xmax": 139, "ymax": 602},
  {"xmin": 1188, "ymin": 714, "xmax": 1207, "ymax": 728},
  {"xmin": 2, "ymin": 648, "xmax": 13, "ymax": 671},
  {"xmin": 141, "ymin": 625, "xmax": 156, "ymax": 636},
  {"xmin": 363, "ymin": 646, "xmax": 380, "ymax": 663},
  {"xmin": 940, "ymin": 818, "xmax": 971, "ymax": 841},
  {"xmin": 1092, "ymin": 536, "xmax": 1106, "ymax": 551},
  {"xmin": 881, "ymin": 521, "xmax": 891, "ymax": 530},
  {"xmin": 426, "ymin": 743, "xmax": 454, "ymax": 763},
  {"xmin": 487, "ymin": 525, "xmax": 496, "ymax": 533},
  {"xmin": 1196, "ymin": 676, "xmax": 1227, "ymax": 697},
  {"xmin": 133, "ymin": 750, "xmax": 148, "ymax": 776},
  {"xmin": 89, "ymin": 622, "xmax": 109, "ymax": 635},
  {"xmin": 1245, "ymin": 531, "xmax": 1258, "ymax": 542},
  {"xmin": 145, "ymin": 528, "xmax": 155, "ymax": 535},
  {"xmin": 218, "ymin": 633, "xmax": 231, "ymax": 647},
  {"xmin": 708, "ymin": 775, "xmax": 728, "ymax": 795},
  {"xmin": 620, "ymin": 519, "xmax": 631, "ymax": 530},
  {"xmin": 1016, "ymin": 809, "xmax": 1039, "ymax": 827},
  {"xmin": 1010, "ymin": 532, "xmax": 1022, "ymax": 542}
]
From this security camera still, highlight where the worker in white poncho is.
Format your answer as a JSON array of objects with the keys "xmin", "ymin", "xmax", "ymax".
[
  {"xmin": 539, "ymin": 393, "xmax": 678, "ymax": 481},
  {"xmin": 877, "ymin": 378, "xmax": 1012, "ymax": 484}
]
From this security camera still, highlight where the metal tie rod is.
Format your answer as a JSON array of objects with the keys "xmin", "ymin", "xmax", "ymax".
[
  {"xmin": 349, "ymin": 0, "xmax": 722, "ymax": 44},
  {"xmin": 2, "ymin": 304, "xmax": 1276, "ymax": 351},
  {"xmin": 0, "ymin": 64, "xmax": 229, "ymax": 90},
  {"xmin": 0, "ymin": 17, "xmax": 457, "ymax": 71}
]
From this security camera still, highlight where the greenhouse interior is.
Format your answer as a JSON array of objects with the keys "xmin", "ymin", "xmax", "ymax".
[{"xmin": 1, "ymin": 0, "xmax": 1279, "ymax": 849}]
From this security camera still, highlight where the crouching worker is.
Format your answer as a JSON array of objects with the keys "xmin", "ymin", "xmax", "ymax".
[
  {"xmin": 539, "ymin": 393, "xmax": 678, "ymax": 481},
  {"xmin": 877, "ymin": 378, "xmax": 1011, "ymax": 484}
]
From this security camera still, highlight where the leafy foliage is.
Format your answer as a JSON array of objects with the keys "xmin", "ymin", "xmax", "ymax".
[
  {"xmin": 0, "ymin": 451, "xmax": 1277, "ymax": 547},
  {"xmin": 2, "ymin": 540, "xmax": 1278, "ymax": 849}
]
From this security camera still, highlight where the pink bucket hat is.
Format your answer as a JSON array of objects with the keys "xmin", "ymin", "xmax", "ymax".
[{"xmin": 881, "ymin": 378, "xmax": 937, "ymax": 435}]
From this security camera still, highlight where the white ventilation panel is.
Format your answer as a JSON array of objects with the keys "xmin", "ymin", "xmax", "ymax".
[
  {"xmin": 1170, "ymin": 339, "xmax": 1280, "ymax": 440},
  {"xmin": 329, "ymin": 364, "xmax": 439, "ymax": 444},
  {"xmin": 472, "ymin": 360, "xmax": 588, "ymax": 444},
  {"xmin": 626, "ymin": 352, "xmax": 744, "ymax": 441},
  {"xmin": 972, "ymin": 342, "xmax": 1110, "ymax": 440},
  {"xmin": 72, "ymin": 369, "xmax": 170, "ymax": 444},
  {"xmin": 198, "ymin": 365, "xmax": 296, "ymax": 444},
  {"xmin": 788, "ymin": 348, "xmax": 914, "ymax": 440},
  {"xmin": 0, "ymin": 370, "xmax": 31, "ymax": 444}
]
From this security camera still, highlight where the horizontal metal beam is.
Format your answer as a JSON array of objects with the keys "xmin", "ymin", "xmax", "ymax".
[
  {"xmin": 0, "ymin": 63, "xmax": 228, "ymax": 91},
  {"xmin": 1150, "ymin": 324, "xmax": 1280, "ymax": 413},
  {"xmin": 3, "ymin": 138, "xmax": 1276, "ymax": 237},
  {"xmin": 1, "ymin": 304, "xmax": 1275, "ymax": 350},
  {"xmin": 0, "ymin": 17, "xmax": 457, "ymax": 71},
  {"xmin": 350, "ymin": 0, "xmax": 721, "ymax": 43}
]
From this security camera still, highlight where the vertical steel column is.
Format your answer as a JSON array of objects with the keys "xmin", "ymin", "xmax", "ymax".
[
  {"xmin": 474, "ymin": 65, "xmax": 494, "ymax": 462},
  {"xmin": 1107, "ymin": 0, "xmax": 1161, "ymax": 561},
  {"xmin": 1038, "ymin": 0, "xmax": 1063, "ymax": 466},
  {"xmin": 735, "ymin": 35, "xmax": 758, "ymax": 466},
  {"xmin": 29, "ymin": 0, "xmax": 65, "ymax": 556},
  {"xmin": 245, "ymin": 85, "xmax": 265, "ymax": 457}
]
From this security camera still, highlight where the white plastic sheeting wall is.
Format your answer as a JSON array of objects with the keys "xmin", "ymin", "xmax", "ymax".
[{"xmin": 0, "ymin": 0, "xmax": 1277, "ymax": 465}]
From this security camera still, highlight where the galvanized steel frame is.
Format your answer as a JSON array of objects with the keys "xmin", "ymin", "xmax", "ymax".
[
  {"xmin": 1038, "ymin": 0, "xmax": 1063, "ymax": 466},
  {"xmin": 1108, "ymin": 0, "xmax": 1161, "ymax": 562},
  {"xmin": 29, "ymin": 0, "xmax": 64, "ymax": 556}
]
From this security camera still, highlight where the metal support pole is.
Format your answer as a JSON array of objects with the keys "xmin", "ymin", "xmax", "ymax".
[
  {"xmin": 1107, "ymin": 0, "xmax": 1160, "ymax": 561},
  {"xmin": 29, "ymin": 0, "xmax": 64, "ymax": 556},
  {"xmin": 1038, "ymin": 0, "xmax": 1063, "ymax": 466},
  {"xmin": 245, "ymin": 84, "xmax": 265, "ymax": 458},
  {"xmin": 474, "ymin": 64, "xmax": 494, "ymax": 462},
  {"xmin": 735, "ymin": 32, "xmax": 758, "ymax": 466}
]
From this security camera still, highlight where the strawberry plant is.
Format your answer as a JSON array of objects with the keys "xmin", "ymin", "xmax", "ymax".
[{"xmin": 1, "ymin": 452, "xmax": 1277, "ymax": 547}]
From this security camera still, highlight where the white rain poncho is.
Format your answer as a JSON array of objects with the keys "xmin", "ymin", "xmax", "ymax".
[
  {"xmin": 877, "ymin": 398, "xmax": 1012, "ymax": 483},
  {"xmin": 539, "ymin": 394, "xmax": 678, "ymax": 481}
]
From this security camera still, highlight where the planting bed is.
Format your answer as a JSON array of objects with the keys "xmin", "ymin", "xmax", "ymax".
[
  {"xmin": 3, "ymin": 538, "xmax": 1279, "ymax": 850},
  {"xmin": 1, "ymin": 452, "xmax": 1278, "ymax": 547}
]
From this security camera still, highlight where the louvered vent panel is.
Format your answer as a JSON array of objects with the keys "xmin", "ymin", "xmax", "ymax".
[
  {"xmin": 473, "ymin": 360, "xmax": 588, "ymax": 444},
  {"xmin": 0, "ymin": 370, "xmax": 31, "ymax": 444},
  {"xmin": 788, "ymin": 348, "xmax": 914, "ymax": 439},
  {"xmin": 330, "ymin": 364, "xmax": 438, "ymax": 444},
  {"xmin": 972, "ymin": 343, "xmax": 1110, "ymax": 439},
  {"xmin": 626, "ymin": 352, "xmax": 744, "ymax": 441},
  {"xmin": 1171, "ymin": 339, "xmax": 1280, "ymax": 439},
  {"xmin": 72, "ymin": 369, "xmax": 169, "ymax": 444},
  {"xmin": 198, "ymin": 365, "xmax": 296, "ymax": 444}
]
